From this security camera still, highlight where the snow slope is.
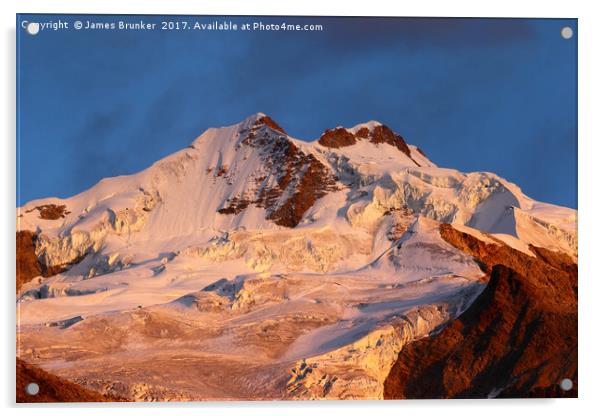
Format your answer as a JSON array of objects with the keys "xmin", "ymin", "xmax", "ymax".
[{"xmin": 16, "ymin": 113, "xmax": 577, "ymax": 401}]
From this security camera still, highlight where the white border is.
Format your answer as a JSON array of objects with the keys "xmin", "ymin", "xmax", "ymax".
[{"xmin": 2, "ymin": 1, "xmax": 600, "ymax": 415}]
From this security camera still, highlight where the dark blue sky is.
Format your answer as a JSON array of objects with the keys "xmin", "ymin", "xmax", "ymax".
[{"xmin": 17, "ymin": 15, "xmax": 577, "ymax": 208}]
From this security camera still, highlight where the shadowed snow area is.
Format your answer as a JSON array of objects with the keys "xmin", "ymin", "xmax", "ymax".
[{"xmin": 17, "ymin": 114, "xmax": 577, "ymax": 401}]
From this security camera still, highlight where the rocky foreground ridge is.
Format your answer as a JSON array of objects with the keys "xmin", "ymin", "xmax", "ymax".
[{"xmin": 384, "ymin": 224, "xmax": 577, "ymax": 398}]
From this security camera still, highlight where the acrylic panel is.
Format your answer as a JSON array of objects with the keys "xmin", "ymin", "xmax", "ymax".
[{"xmin": 16, "ymin": 14, "xmax": 577, "ymax": 402}]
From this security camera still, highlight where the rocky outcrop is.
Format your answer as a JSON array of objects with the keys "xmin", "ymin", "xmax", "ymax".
[
  {"xmin": 16, "ymin": 231, "xmax": 42, "ymax": 292},
  {"xmin": 318, "ymin": 124, "xmax": 419, "ymax": 166},
  {"xmin": 17, "ymin": 229, "xmax": 88, "ymax": 292},
  {"xmin": 17, "ymin": 358, "xmax": 113, "ymax": 402},
  {"xmin": 267, "ymin": 152, "xmax": 337, "ymax": 227},
  {"xmin": 25, "ymin": 204, "xmax": 70, "ymax": 220},
  {"xmin": 383, "ymin": 224, "xmax": 577, "ymax": 399},
  {"xmin": 221, "ymin": 117, "xmax": 338, "ymax": 227},
  {"xmin": 318, "ymin": 127, "xmax": 357, "ymax": 148},
  {"xmin": 217, "ymin": 197, "xmax": 250, "ymax": 215},
  {"xmin": 369, "ymin": 125, "xmax": 412, "ymax": 160},
  {"xmin": 257, "ymin": 115, "xmax": 286, "ymax": 134}
]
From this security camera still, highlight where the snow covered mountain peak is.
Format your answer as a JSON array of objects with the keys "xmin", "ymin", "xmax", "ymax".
[
  {"xmin": 17, "ymin": 113, "xmax": 577, "ymax": 400},
  {"xmin": 19, "ymin": 114, "xmax": 576, "ymax": 256}
]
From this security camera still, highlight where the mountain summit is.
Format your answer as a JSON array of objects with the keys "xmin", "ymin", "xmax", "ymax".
[{"xmin": 17, "ymin": 114, "xmax": 577, "ymax": 400}]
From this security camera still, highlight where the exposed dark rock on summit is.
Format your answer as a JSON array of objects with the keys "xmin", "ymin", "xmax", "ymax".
[{"xmin": 220, "ymin": 116, "xmax": 338, "ymax": 227}]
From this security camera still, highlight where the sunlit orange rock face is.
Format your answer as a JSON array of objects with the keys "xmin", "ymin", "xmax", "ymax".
[
  {"xmin": 17, "ymin": 204, "xmax": 73, "ymax": 292},
  {"xmin": 318, "ymin": 127, "xmax": 357, "ymax": 148},
  {"xmin": 17, "ymin": 358, "xmax": 113, "ymax": 403},
  {"xmin": 16, "ymin": 228, "xmax": 89, "ymax": 292},
  {"xmin": 318, "ymin": 123, "xmax": 420, "ymax": 166},
  {"xmin": 220, "ymin": 116, "xmax": 338, "ymax": 227},
  {"xmin": 16, "ymin": 231, "xmax": 41, "ymax": 293},
  {"xmin": 384, "ymin": 224, "xmax": 577, "ymax": 399},
  {"xmin": 26, "ymin": 204, "xmax": 70, "ymax": 220},
  {"xmin": 256, "ymin": 115, "xmax": 286, "ymax": 135}
]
